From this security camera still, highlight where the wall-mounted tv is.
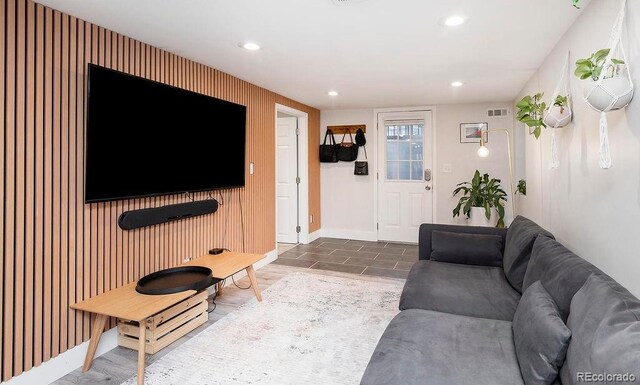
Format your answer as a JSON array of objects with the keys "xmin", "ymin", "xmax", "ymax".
[{"xmin": 85, "ymin": 64, "xmax": 246, "ymax": 203}]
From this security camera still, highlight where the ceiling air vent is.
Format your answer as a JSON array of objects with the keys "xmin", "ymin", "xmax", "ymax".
[
  {"xmin": 332, "ymin": 0, "xmax": 369, "ymax": 5},
  {"xmin": 487, "ymin": 108, "xmax": 509, "ymax": 118}
]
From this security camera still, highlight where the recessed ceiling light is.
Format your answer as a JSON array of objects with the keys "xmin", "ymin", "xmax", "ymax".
[
  {"xmin": 328, "ymin": 91, "xmax": 339, "ymax": 96},
  {"xmin": 451, "ymin": 81, "xmax": 464, "ymax": 87},
  {"xmin": 444, "ymin": 15, "xmax": 466, "ymax": 27},
  {"xmin": 239, "ymin": 42, "xmax": 260, "ymax": 51}
]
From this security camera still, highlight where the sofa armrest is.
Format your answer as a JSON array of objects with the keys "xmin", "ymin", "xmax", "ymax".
[{"xmin": 418, "ymin": 223, "xmax": 508, "ymax": 262}]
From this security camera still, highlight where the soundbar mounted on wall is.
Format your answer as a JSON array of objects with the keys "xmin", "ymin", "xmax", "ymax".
[{"xmin": 118, "ymin": 199, "xmax": 219, "ymax": 230}]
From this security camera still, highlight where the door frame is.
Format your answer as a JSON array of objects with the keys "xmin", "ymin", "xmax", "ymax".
[
  {"xmin": 373, "ymin": 106, "xmax": 437, "ymax": 242},
  {"xmin": 275, "ymin": 104, "xmax": 310, "ymax": 245}
]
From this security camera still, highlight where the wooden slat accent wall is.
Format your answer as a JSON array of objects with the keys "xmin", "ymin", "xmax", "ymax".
[{"xmin": 0, "ymin": 0, "xmax": 321, "ymax": 380}]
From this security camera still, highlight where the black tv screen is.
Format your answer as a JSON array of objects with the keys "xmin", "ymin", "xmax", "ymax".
[{"xmin": 85, "ymin": 64, "xmax": 246, "ymax": 203}]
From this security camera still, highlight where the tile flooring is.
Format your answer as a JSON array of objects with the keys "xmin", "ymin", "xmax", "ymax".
[{"xmin": 274, "ymin": 237, "xmax": 418, "ymax": 279}]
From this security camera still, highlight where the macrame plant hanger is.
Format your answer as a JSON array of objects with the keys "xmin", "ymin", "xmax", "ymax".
[
  {"xmin": 584, "ymin": 0, "xmax": 634, "ymax": 169},
  {"xmin": 544, "ymin": 52, "xmax": 573, "ymax": 169}
]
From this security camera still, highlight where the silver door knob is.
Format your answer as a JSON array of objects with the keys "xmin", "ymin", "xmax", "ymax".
[{"xmin": 425, "ymin": 186, "xmax": 432, "ymax": 191}]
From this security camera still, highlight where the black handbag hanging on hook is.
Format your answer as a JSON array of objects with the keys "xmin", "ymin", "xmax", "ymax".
[
  {"xmin": 354, "ymin": 146, "xmax": 369, "ymax": 175},
  {"xmin": 319, "ymin": 129, "xmax": 340, "ymax": 163},
  {"xmin": 337, "ymin": 129, "xmax": 359, "ymax": 162}
]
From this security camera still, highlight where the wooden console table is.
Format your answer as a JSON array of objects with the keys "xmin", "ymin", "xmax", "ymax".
[{"xmin": 71, "ymin": 251, "xmax": 265, "ymax": 385}]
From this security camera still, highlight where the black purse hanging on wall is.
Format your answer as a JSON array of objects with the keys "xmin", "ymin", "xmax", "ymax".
[
  {"xmin": 354, "ymin": 146, "xmax": 369, "ymax": 175},
  {"xmin": 319, "ymin": 129, "xmax": 340, "ymax": 163},
  {"xmin": 337, "ymin": 129, "xmax": 359, "ymax": 162}
]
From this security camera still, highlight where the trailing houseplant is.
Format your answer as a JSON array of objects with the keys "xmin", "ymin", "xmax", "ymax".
[
  {"xmin": 452, "ymin": 170, "xmax": 508, "ymax": 228},
  {"xmin": 575, "ymin": 49, "xmax": 625, "ymax": 81},
  {"xmin": 516, "ymin": 93, "xmax": 547, "ymax": 139},
  {"xmin": 516, "ymin": 179, "xmax": 526, "ymax": 196},
  {"xmin": 572, "ymin": 0, "xmax": 580, "ymax": 9}
]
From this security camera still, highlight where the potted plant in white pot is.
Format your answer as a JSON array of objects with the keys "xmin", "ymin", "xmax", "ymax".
[
  {"xmin": 575, "ymin": 48, "xmax": 633, "ymax": 111},
  {"xmin": 452, "ymin": 170, "xmax": 508, "ymax": 228},
  {"xmin": 543, "ymin": 95, "xmax": 572, "ymax": 128},
  {"xmin": 516, "ymin": 93, "xmax": 547, "ymax": 139}
]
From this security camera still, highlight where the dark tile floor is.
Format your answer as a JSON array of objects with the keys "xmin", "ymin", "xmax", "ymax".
[{"xmin": 273, "ymin": 237, "xmax": 418, "ymax": 279}]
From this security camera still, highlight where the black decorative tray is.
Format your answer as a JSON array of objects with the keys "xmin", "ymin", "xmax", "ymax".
[{"xmin": 136, "ymin": 266, "xmax": 214, "ymax": 295}]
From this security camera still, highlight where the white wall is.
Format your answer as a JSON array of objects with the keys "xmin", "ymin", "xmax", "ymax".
[
  {"xmin": 320, "ymin": 103, "xmax": 514, "ymax": 241},
  {"xmin": 515, "ymin": 0, "xmax": 640, "ymax": 297},
  {"xmin": 321, "ymin": 110, "xmax": 377, "ymax": 240}
]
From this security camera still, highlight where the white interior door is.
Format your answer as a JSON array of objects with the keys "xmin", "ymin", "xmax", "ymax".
[
  {"xmin": 276, "ymin": 117, "xmax": 299, "ymax": 243},
  {"xmin": 377, "ymin": 111, "xmax": 433, "ymax": 243}
]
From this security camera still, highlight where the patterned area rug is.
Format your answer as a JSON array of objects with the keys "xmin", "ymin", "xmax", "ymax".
[{"xmin": 122, "ymin": 272, "xmax": 403, "ymax": 385}]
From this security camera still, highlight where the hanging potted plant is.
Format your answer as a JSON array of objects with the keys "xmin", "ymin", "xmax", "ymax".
[
  {"xmin": 452, "ymin": 170, "xmax": 507, "ymax": 228},
  {"xmin": 575, "ymin": 48, "xmax": 633, "ymax": 111},
  {"xmin": 543, "ymin": 95, "xmax": 572, "ymax": 128},
  {"xmin": 516, "ymin": 93, "xmax": 547, "ymax": 139}
]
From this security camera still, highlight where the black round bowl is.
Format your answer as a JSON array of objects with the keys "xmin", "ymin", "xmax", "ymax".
[{"xmin": 136, "ymin": 266, "xmax": 213, "ymax": 295}]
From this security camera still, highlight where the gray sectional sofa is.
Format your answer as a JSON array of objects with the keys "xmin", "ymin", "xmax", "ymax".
[{"xmin": 361, "ymin": 216, "xmax": 640, "ymax": 385}]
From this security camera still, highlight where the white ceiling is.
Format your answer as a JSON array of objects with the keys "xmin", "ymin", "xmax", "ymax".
[{"xmin": 37, "ymin": 0, "xmax": 588, "ymax": 110}]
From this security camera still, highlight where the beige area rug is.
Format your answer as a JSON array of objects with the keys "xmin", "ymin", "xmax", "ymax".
[{"xmin": 122, "ymin": 272, "xmax": 403, "ymax": 385}]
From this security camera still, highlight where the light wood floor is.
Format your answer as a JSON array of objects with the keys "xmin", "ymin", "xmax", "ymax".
[{"xmin": 51, "ymin": 263, "xmax": 406, "ymax": 385}]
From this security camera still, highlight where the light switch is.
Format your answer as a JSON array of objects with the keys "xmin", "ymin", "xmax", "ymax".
[
  {"xmin": 442, "ymin": 163, "xmax": 453, "ymax": 173},
  {"xmin": 249, "ymin": 162, "xmax": 255, "ymax": 175}
]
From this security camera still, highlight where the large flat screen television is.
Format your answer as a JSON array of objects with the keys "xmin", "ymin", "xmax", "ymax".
[{"xmin": 85, "ymin": 64, "xmax": 246, "ymax": 203}]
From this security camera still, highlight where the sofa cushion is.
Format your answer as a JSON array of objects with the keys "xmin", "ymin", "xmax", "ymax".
[
  {"xmin": 560, "ymin": 274, "xmax": 640, "ymax": 385},
  {"xmin": 503, "ymin": 216, "xmax": 554, "ymax": 293},
  {"xmin": 419, "ymin": 223, "xmax": 507, "ymax": 261},
  {"xmin": 360, "ymin": 309, "xmax": 524, "ymax": 385},
  {"xmin": 522, "ymin": 236, "xmax": 601, "ymax": 321},
  {"xmin": 400, "ymin": 260, "xmax": 521, "ymax": 321},
  {"xmin": 430, "ymin": 230, "xmax": 503, "ymax": 267},
  {"xmin": 513, "ymin": 281, "xmax": 571, "ymax": 385}
]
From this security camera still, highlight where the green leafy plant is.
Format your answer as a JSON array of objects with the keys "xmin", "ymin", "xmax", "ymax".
[
  {"xmin": 572, "ymin": 0, "xmax": 580, "ymax": 9},
  {"xmin": 452, "ymin": 170, "xmax": 508, "ymax": 228},
  {"xmin": 516, "ymin": 93, "xmax": 547, "ymax": 139},
  {"xmin": 516, "ymin": 179, "xmax": 527, "ymax": 196},
  {"xmin": 553, "ymin": 95, "xmax": 568, "ymax": 114},
  {"xmin": 575, "ymin": 49, "xmax": 625, "ymax": 81}
]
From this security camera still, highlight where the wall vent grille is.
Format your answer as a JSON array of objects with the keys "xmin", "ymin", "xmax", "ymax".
[
  {"xmin": 332, "ymin": 0, "xmax": 369, "ymax": 5},
  {"xmin": 487, "ymin": 108, "xmax": 510, "ymax": 118}
]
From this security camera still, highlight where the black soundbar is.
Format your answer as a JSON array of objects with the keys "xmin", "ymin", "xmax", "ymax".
[{"xmin": 118, "ymin": 199, "xmax": 219, "ymax": 230}]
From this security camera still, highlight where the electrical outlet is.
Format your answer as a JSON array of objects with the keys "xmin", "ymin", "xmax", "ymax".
[
  {"xmin": 183, "ymin": 256, "xmax": 192, "ymax": 262},
  {"xmin": 249, "ymin": 162, "xmax": 255, "ymax": 175}
]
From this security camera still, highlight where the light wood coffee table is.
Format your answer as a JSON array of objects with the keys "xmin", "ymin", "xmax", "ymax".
[{"xmin": 71, "ymin": 250, "xmax": 265, "ymax": 384}]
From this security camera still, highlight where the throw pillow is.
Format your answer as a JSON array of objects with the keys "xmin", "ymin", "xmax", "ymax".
[
  {"xmin": 503, "ymin": 216, "xmax": 554, "ymax": 293},
  {"xmin": 513, "ymin": 280, "xmax": 571, "ymax": 385},
  {"xmin": 430, "ymin": 230, "xmax": 503, "ymax": 267}
]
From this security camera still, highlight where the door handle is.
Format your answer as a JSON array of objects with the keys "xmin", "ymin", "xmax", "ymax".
[{"xmin": 425, "ymin": 186, "xmax": 432, "ymax": 191}]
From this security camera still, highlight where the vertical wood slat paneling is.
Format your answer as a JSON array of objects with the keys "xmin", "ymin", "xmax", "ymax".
[
  {"xmin": 0, "ymin": 0, "xmax": 5, "ymax": 377},
  {"xmin": 1, "ymin": 0, "xmax": 320, "ymax": 380},
  {"xmin": 3, "ymin": 0, "xmax": 16, "ymax": 379}
]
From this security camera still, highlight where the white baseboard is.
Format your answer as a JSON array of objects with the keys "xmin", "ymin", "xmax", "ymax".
[
  {"xmin": 2, "ymin": 250, "xmax": 278, "ymax": 385},
  {"xmin": 306, "ymin": 230, "xmax": 322, "ymax": 244},
  {"xmin": 320, "ymin": 228, "xmax": 378, "ymax": 242},
  {"xmin": 2, "ymin": 327, "xmax": 118, "ymax": 385}
]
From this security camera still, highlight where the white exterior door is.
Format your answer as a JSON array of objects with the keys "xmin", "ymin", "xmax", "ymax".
[
  {"xmin": 276, "ymin": 117, "xmax": 299, "ymax": 243},
  {"xmin": 377, "ymin": 111, "xmax": 434, "ymax": 243}
]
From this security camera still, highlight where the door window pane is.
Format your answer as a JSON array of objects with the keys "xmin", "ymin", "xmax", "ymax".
[
  {"xmin": 398, "ymin": 141, "xmax": 410, "ymax": 160},
  {"xmin": 399, "ymin": 162, "xmax": 410, "ymax": 180},
  {"xmin": 411, "ymin": 142, "xmax": 423, "ymax": 160},
  {"xmin": 411, "ymin": 161, "xmax": 423, "ymax": 181},
  {"xmin": 387, "ymin": 142, "xmax": 399, "ymax": 160},
  {"xmin": 387, "ymin": 161, "xmax": 399, "ymax": 180}
]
